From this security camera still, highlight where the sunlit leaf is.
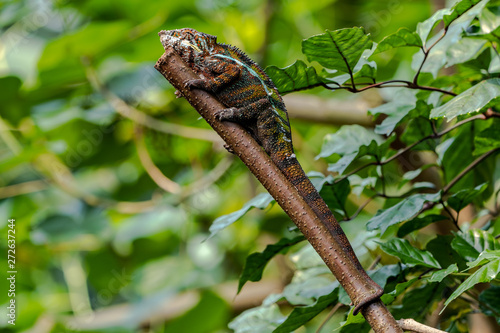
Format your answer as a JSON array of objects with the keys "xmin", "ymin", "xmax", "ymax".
[
  {"xmin": 443, "ymin": 255, "xmax": 500, "ymax": 311},
  {"xmin": 428, "ymin": 264, "xmax": 458, "ymax": 282},
  {"xmin": 431, "ymin": 79, "xmax": 500, "ymax": 119},
  {"xmin": 374, "ymin": 28, "xmax": 422, "ymax": 54},
  {"xmin": 443, "ymin": 0, "xmax": 484, "ymax": 28},
  {"xmin": 266, "ymin": 60, "xmax": 323, "ymax": 94},
  {"xmin": 366, "ymin": 192, "xmax": 441, "ymax": 233},
  {"xmin": 302, "ymin": 28, "xmax": 372, "ymax": 73},
  {"xmin": 380, "ymin": 238, "xmax": 441, "ymax": 269},
  {"xmin": 412, "ymin": 1, "xmax": 487, "ymax": 77},
  {"xmin": 451, "ymin": 229, "xmax": 500, "ymax": 261},
  {"xmin": 368, "ymin": 89, "xmax": 418, "ymax": 135}
]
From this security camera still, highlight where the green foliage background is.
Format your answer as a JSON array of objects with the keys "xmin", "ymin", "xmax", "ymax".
[{"xmin": 1, "ymin": 0, "xmax": 499, "ymax": 332}]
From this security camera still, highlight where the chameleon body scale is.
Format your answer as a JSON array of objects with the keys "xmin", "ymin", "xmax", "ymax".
[{"xmin": 159, "ymin": 28, "xmax": 382, "ymax": 312}]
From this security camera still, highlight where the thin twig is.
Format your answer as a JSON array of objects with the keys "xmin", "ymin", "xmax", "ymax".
[
  {"xmin": 316, "ymin": 302, "xmax": 343, "ymax": 333},
  {"xmin": 439, "ymin": 199, "xmax": 460, "ymax": 230},
  {"xmin": 397, "ymin": 318, "xmax": 446, "ymax": 333},
  {"xmin": 345, "ymin": 196, "xmax": 376, "ymax": 221},
  {"xmin": 134, "ymin": 125, "xmax": 181, "ymax": 194},
  {"xmin": 334, "ymin": 113, "xmax": 487, "ymax": 184},
  {"xmin": 352, "ymin": 79, "xmax": 456, "ymax": 96},
  {"xmin": 413, "ymin": 31, "xmax": 447, "ymax": 84},
  {"xmin": 0, "ymin": 180, "xmax": 48, "ymax": 199}
]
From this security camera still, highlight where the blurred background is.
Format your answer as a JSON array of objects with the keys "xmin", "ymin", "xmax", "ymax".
[{"xmin": 0, "ymin": 0, "xmax": 441, "ymax": 332}]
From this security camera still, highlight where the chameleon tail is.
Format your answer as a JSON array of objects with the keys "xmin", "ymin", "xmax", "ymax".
[{"xmin": 272, "ymin": 153, "xmax": 383, "ymax": 312}]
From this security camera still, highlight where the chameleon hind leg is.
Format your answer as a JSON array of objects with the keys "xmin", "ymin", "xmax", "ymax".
[{"xmin": 214, "ymin": 98, "xmax": 270, "ymax": 122}]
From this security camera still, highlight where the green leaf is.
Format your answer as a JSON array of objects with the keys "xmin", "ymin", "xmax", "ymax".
[
  {"xmin": 209, "ymin": 193, "xmax": 273, "ymax": 238},
  {"xmin": 339, "ymin": 322, "xmax": 371, "ymax": 333},
  {"xmin": 318, "ymin": 125, "xmax": 383, "ymax": 158},
  {"xmin": 302, "ymin": 27, "xmax": 372, "ymax": 73},
  {"xmin": 431, "ymin": 78, "xmax": 500, "ymax": 119},
  {"xmin": 351, "ymin": 45, "xmax": 377, "ymax": 81},
  {"xmin": 412, "ymin": 1, "xmax": 488, "ymax": 77},
  {"xmin": 451, "ymin": 229, "xmax": 500, "ymax": 261},
  {"xmin": 396, "ymin": 283, "xmax": 442, "ymax": 319},
  {"xmin": 428, "ymin": 264, "xmax": 458, "ymax": 282},
  {"xmin": 0, "ymin": 76, "xmax": 27, "ymax": 126},
  {"xmin": 366, "ymin": 192, "xmax": 441, "ymax": 233},
  {"xmin": 381, "ymin": 278, "xmax": 419, "ymax": 304},
  {"xmin": 466, "ymin": 249, "xmax": 500, "ymax": 268},
  {"xmin": 238, "ymin": 235, "xmax": 305, "ymax": 292},
  {"xmin": 273, "ymin": 289, "xmax": 338, "ymax": 333},
  {"xmin": 479, "ymin": 285, "xmax": 500, "ymax": 323},
  {"xmin": 320, "ymin": 178, "xmax": 350, "ymax": 215},
  {"xmin": 369, "ymin": 264, "xmax": 403, "ymax": 289},
  {"xmin": 374, "ymin": 28, "xmax": 422, "ymax": 54},
  {"xmin": 397, "ymin": 214, "xmax": 448, "ymax": 237},
  {"xmin": 400, "ymin": 116, "xmax": 435, "ymax": 150},
  {"xmin": 380, "ymin": 238, "xmax": 441, "ymax": 269},
  {"xmin": 443, "ymin": 0, "xmax": 483, "ymax": 28},
  {"xmin": 328, "ymin": 135, "xmax": 395, "ymax": 175},
  {"xmin": 447, "ymin": 183, "xmax": 488, "ymax": 212},
  {"xmin": 443, "ymin": 256, "xmax": 500, "ymax": 311},
  {"xmin": 416, "ymin": 8, "xmax": 451, "ymax": 43},
  {"xmin": 368, "ymin": 89, "xmax": 418, "ymax": 135},
  {"xmin": 441, "ymin": 123, "xmax": 495, "ymax": 197},
  {"xmin": 266, "ymin": 60, "xmax": 323, "ymax": 94},
  {"xmin": 474, "ymin": 120, "xmax": 500, "ymax": 155},
  {"xmin": 480, "ymin": 6, "xmax": 500, "ymax": 33},
  {"xmin": 426, "ymin": 235, "xmax": 468, "ymax": 270}
]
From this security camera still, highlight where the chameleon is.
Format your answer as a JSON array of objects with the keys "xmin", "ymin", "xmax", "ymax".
[{"xmin": 159, "ymin": 28, "xmax": 383, "ymax": 313}]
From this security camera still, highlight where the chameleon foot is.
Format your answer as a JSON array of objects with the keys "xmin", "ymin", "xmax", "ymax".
[
  {"xmin": 184, "ymin": 79, "xmax": 204, "ymax": 90},
  {"xmin": 214, "ymin": 107, "xmax": 238, "ymax": 121}
]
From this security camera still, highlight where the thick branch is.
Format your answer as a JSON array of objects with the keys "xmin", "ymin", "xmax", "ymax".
[{"xmin": 155, "ymin": 50, "xmax": 402, "ymax": 333}]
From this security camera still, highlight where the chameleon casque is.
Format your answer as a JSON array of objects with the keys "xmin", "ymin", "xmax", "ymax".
[{"xmin": 159, "ymin": 28, "xmax": 383, "ymax": 312}]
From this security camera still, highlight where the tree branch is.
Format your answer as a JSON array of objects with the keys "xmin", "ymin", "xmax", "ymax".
[
  {"xmin": 352, "ymin": 79, "xmax": 456, "ymax": 96},
  {"xmin": 155, "ymin": 49, "xmax": 402, "ymax": 333}
]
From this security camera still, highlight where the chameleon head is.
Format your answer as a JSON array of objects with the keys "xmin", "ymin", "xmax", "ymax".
[{"xmin": 158, "ymin": 28, "xmax": 217, "ymax": 61}]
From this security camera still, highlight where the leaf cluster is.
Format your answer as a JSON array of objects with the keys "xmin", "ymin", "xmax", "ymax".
[{"xmin": 226, "ymin": 1, "xmax": 500, "ymax": 331}]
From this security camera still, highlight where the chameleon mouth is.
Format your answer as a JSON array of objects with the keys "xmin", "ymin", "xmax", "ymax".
[{"xmin": 159, "ymin": 31, "xmax": 201, "ymax": 52}]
